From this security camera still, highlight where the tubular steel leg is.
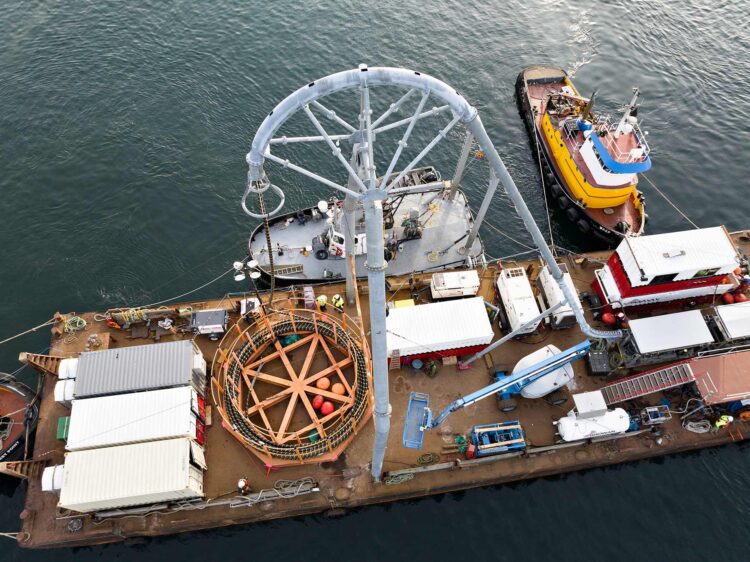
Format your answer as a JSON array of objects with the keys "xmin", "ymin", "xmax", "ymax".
[
  {"xmin": 364, "ymin": 196, "xmax": 390, "ymax": 482},
  {"xmin": 462, "ymin": 167, "xmax": 499, "ymax": 255},
  {"xmin": 449, "ymin": 131, "xmax": 474, "ymax": 199}
]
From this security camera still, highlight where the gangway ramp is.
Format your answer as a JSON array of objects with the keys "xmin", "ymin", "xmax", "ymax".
[{"xmin": 601, "ymin": 362, "xmax": 695, "ymax": 405}]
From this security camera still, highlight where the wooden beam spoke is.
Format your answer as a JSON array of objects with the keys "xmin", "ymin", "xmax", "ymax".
[
  {"xmin": 244, "ymin": 368, "xmax": 293, "ymax": 388},
  {"xmin": 248, "ymin": 388, "xmax": 276, "ymax": 441},
  {"xmin": 304, "ymin": 357, "xmax": 353, "ymax": 386},
  {"xmin": 298, "ymin": 334, "xmax": 320, "ymax": 380},
  {"xmin": 317, "ymin": 336, "xmax": 355, "ymax": 395},
  {"xmin": 303, "ymin": 385, "xmax": 354, "ymax": 405},
  {"xmin": 246, "ymin": 386, "xmax": 293, "ymax": 415},
  {"xmin": 277, "ymin": 391, "xmax": 299, "ymax": 437},
  {"xmin": 245, "ymin": 333, "xmax": 315, "ymax": 369}
]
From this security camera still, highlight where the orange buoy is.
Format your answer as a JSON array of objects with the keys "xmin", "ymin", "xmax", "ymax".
[
  {"xmin": 723, "ymin": 293, "xmax": 736, "ymax": 304},
  {"xmin": 320, "ymin": 401, "xmax": 335, "ymax": 415},
  {"xmin": 316, "ymin": 377, "xmax": 331, "ymax": 390},
  {"xmin": 601, "ymin": 312, "xmax": 617, "ymax": 325},
  {"xmin": 312, "ymin": 395, "xmax": 324, "ymax": 410},
  {"xmin": 331, "ymin": 382, "xmax": 345, "ymax": 395},
  {"xmin": 735, "ymin": 293, "xmax": 748, "ymax": 303}
]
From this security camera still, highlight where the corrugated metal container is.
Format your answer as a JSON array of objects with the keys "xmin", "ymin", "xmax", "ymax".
[
  {"xmin": 66, "ymin": 386, "xmax": 202, "ymax": 451},
  {"xmin": 58, "ymin": 438, "xmax": 205, "ymax": 513},
  {"xmin": 386, "ymin": 296, "xmax": 493, "ymax": 357},
  {"xmin": 73, "ymin": 340, "xmax": 206, "ymax": 399}
]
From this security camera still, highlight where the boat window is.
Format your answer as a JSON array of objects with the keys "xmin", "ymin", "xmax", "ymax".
[
  {"xmin": 0, "ymin": 416, "xmax": 10, "ymax": 439},
  {"xmin": 649, "ymin": 273, "xmax": 678, "ymax": 285},
  {"xmin": 693, "ymin": 267, "xmax": 720, "ymax": 279}
]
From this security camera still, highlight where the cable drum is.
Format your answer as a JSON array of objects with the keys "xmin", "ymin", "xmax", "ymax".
[{"xmin": 214, "ymin": 308, "xmax": 372, "ymax": 463}]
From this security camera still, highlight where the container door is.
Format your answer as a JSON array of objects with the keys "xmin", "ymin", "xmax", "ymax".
[{"xmin": 189, "ymin": 440, "xmax": 207, "ymax": 470}]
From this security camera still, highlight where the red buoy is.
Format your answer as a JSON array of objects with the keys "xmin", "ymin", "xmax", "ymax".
[
  {"xmin": 735, "ymin": 293, "xmax": 748, "ymax": 303},
  {"xmin": 723, "ymin": 293, "xmax": 736, "ymax": 304},
  {"xmin": 601, "ymin": 312, "xmax": 617, "ymax": 325},
  {"xmin": 320, "ymin": 401, "xmax": 335, "ymax": 416},
  {"xmin": 312, "ymin": 395, "xmax": 324, "ymax": 410}
]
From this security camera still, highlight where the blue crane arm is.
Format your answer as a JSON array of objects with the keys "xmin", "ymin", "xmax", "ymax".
[{"xmin": 428, "ymin": 340, "xmax": 591, "ymax": 429}]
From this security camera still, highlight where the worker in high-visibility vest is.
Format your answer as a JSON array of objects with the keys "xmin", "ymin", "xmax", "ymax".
[
  {"xmin": 316, "ymin": 294, "xmax": 328, "ymax": 312},
  {"xmin": 331, "ymin": 294, "xmax": 345, "ymax": 313},
  {"xmin": 715, "ymin": 415, "xmax": 734, "ymax": 429}
]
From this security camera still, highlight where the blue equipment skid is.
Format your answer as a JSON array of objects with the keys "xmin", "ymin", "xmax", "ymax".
[
  {"xmin": 470, "ymin": 421, "xmax": 526, "ymax": 458},
  {"xmin": 403, "ymin": 392, "xmax": 432, "ymax": 449}
]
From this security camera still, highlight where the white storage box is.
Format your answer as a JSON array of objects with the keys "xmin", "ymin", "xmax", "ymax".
[
  {"xmin": 58, "ymin": 438, "xmax": 205, "ymax": 513},
  {"xmin": 66, "ymin": 386, "xmax": 203, "ymax": 451},
  {"xmin": 430, "ymin": 270, "xmax": 480, "ymax": 299}
]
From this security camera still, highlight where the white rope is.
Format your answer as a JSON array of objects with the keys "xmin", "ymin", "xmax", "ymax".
[
  {"xmin": 0, "ymin": 319, "xmax": 55, "ymax": 347},
  {"xmin": 641, "ymin": 174, "xmax": 700, "ymax": 229}
]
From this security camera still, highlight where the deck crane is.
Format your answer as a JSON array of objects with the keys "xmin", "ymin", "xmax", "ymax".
[{"xmin": 403, "ymin": 341, "xmax": 591, "ymax": 449}]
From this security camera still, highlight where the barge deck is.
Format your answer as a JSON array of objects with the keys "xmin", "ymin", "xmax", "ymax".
[{"xmin": 12, "ymin": 232, "xmax": 750, "ymax": 549}]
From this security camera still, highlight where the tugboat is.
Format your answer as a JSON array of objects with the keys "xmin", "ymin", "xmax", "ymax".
[
  {"xmin": 248, "ymin": 166, "xmax": 484, "ymax": 284},
  {"xmin": 0, "ymin": 374, "xmax": 40, "ymax": 462},
  {"xmin": 517, "ymin": 66, "xmax": 651, "ymax": 246}
]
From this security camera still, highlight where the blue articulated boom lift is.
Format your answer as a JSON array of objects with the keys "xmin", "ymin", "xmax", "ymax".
[{"xmin": 403, "ymin": 340, "xmax": 591, "ymax": 449}]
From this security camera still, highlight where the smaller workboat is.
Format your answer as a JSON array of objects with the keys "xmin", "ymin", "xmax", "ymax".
[
  {"xmin": 517, "ymin": 66, "xmax": 651, "ymax": 246},
  {"xmin": 0, "ymin": 374, "xmax": 40, "ymax": 462},
  {"xmin": 247, "ymin": 166, "xmax": 485, "ymax": 285}
]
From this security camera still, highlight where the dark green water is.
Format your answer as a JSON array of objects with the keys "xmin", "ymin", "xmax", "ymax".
[{"xmin": 2, "ymin": 1, "xmax": 750, "ymax": 559}]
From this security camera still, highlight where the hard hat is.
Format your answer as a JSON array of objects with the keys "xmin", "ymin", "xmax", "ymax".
[
  {"xmin": 334, "ymin": 294, "xmax": 341, "ymax": 299},
  {"xmin": 728, "ymin": 416, "xmax": 735, "ymax": 422}
]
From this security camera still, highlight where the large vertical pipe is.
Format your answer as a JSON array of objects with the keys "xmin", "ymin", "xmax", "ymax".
[
  {"xmin": 462, "ymin": 168, "xmax": 499, "ymax": 255},
  {"xmin": 449, "ymin": 131, "xmax": 474, "ymax": 199},
  {"xmin": 466, "ymin": 115, "xmax": 621, "ymax": 340},
  {"xmin": 364, "ymin": 194, "xmax": 390, "ymax": 482},
  {"xmin": 343, "ymin": 149, "xmax": 361, "ymax": 305}
]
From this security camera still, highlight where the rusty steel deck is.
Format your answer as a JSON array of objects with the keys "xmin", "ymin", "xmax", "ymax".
[{"xmin": 13, "ymin": 232, "xmax": 750, "ymax": 548}]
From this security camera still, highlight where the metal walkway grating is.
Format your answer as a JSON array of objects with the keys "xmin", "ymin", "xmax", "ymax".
[{"xmin": 601, "ymin": 362, "xmax": 695, "ymax": 405}]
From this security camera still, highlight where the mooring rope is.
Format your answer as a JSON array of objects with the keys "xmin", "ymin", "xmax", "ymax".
[{"xmin": 641, "ymin": 174, "xmax": 700, "ymax": 229}]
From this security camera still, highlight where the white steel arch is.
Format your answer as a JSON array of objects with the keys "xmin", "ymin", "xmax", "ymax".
[{"xmin": 241, "ymin": 64, "xmax": 620, "ymax": 482}]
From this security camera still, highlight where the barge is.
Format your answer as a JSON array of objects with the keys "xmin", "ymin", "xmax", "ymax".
[{"xmin": 6, "ymin": 232, "xmax": 750, "ymax": 548}]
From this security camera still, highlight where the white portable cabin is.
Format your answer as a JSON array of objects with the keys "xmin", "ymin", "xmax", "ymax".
[
  {"xmin": 496, "ymin": 267, "xmax": 541, "ymax": 335},
  {"xmin": 628, "ymin": 310, "xmax": 714, "ymax": 355},
  {"xmin": 536, "ymin": 263, "xmax": 583, "ymax": 329},
  {"xmin": 713, "ymin": 302, "xmax": 750, "ymax": 342},
  {"xmin": 430, "ymin": 270, "xmax": 480, "ymax": 300},
  {"xmin": 65, "ymin": 386, "xmax": 204, "ymax": 451},
  {"xmin": 57, "ymin": 438, "xmax": 205, "ymax": 513},
  {"xmin": 594, "ymin": 226, "xmax": 740, "ymax": 309},
  {"xmin": 386, "ymin": 297, "xmax": 493, "ymax": 362}
]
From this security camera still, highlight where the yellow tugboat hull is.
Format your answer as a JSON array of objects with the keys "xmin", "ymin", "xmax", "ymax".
[{"xmin": 541, "ymin": 113, "xmax": 636, "ymax": 208}]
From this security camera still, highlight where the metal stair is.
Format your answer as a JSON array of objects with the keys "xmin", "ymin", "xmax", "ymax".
[
  {"xmin": 390, "ymin": 349, "xmax": 401, "ymax": 371},
  {"xmin": 18, "ymin": 352, "xmax": 65, "ymax": 376},
  {"xmin": 601, "ymin": 362, "xmax": 695, "ymax": 405},
  {"xmin": 260, "ymin": 264, "xmax": 304, "ymax": 276}
]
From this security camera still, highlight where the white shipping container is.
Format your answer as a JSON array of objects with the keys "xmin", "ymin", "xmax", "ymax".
[
  {"xmin": 386, "ymin": 296, "xmax": 493, "ymax": 358},
  {"xmin": 430, "ymin": 270, "xmax": 480, "ymax": 299},
  {"xmin": 496, "ymin": 268, "xmax": 541, "ymax": 335},
  {"xmin": 66, "ymin": 386, "xmax": 202, "ymax": 451},
  {"xmin": 58, "ymin": 438, "xmax": 205, "ymax": 513},
  {"xmin": 537, "ymin": 263, "xmax": 583, "ymax": 329}
]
